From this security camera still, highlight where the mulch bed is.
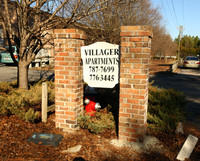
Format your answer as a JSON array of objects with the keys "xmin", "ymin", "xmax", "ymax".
[{"xmin": 0, "ymin": 114, "xmax": 199, "ymax": 161}]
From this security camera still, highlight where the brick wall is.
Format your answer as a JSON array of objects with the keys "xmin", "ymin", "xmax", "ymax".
[
  {"xmin": 119, "ymin": 26, "xmax": 153, "ymax": 142},
  {"xmin": 54, "ymin": 26, "xmax": 152, "ymax": 143},
  {"xmin": 54, "ymin": 29, "xmax": 86, "ymax": 131}
]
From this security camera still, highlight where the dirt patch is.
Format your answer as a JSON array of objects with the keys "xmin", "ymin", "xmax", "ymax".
[
  {"xmin": 150, "ymin": 59, "xmax": 177, "ymax": 74},
  {"xmin": 0, "ymin": 114, "xmax": 199, "ymax": 161}
]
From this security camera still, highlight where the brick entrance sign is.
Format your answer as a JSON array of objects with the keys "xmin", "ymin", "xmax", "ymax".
[
  {"xmin": 119, "ymin": 26, "xmax": 153, "ymax": 142},
  {"xmin": 54, "ymin": 26, "xmax": 152, "ymax": 143},
  {"xmin": 54, "ymin": 29, "xmax": 86, "ymax": 130}
]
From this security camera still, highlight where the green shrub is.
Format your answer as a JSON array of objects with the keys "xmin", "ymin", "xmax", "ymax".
[
  {"xmin": 148, "ymin": 85, "xmax": 187, "ymax": 132},
  {"xmin": 78, "ymin": 85, "xmax": 187, "ymax": 133},
  {"xmin": 0, "ymin": 80, "xmax": 54, "ymax": 122},
  {"xmin": 0, "ymin": 82, "xmax": 14, "ymax": 95},
  {"xmin": 78, "ymin": 111, "xmax": 115, "ymax": 134}
]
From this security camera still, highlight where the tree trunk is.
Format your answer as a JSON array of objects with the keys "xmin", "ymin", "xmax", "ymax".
[{"xmin": 18, "ymin": 61, "xmax": 29, "ymax": 89}]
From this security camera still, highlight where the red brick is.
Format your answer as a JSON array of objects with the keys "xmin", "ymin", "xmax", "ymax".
[
  {"xmin": 55, "ymin": 75, "xmax": 64, "ymax": 79},
  {"xmin": 143, "ymin": 48, "xmax": 151, "ymax": 53},
  {"xmin": 59, "ymin": 62, "xmax": 68, "ymax": 66},
  {"xmin": 139, "ymin": 110, "xmax": 146, "ymax": 115},
  {"xmin": 119, "ymin": 108, "xmax": 125, "ymax": 113},
  {"xmin": 134, "ymin": 85, "xmax": 146, "ymax": 89},
  {"xmin": 134, "ymin": 64, "xmax": 148, "ymax": 69},
  {"xmin": 55, "ymin": 57, "xmax": 65, "ymax": 61},
  {"xmin": 128, "ymin": 79, "xmax": 140, "ymax": 84},
  {"xmin": 126, "ymin": 128, "xmax": 137, "ymax": 132},
  {"xmin": 55, "ymin": 118, "xmax": 65, "ymax": 123},
  {"xmin": 129, "ymin": 119, "xmax": 138, "ymax": 124},
  {"xmin": 119, "ymin": 122, "xmax": 130, "ymax": 127},
  {"xmin": 126, "ymin": 109, "xmax": 138, "ymax": 114},
  {"xmin": 131, "ymin": 134, "xmax": 144, "ymax": 139},
  {"xmin": 65, "ymin": 120, "xmax": 76, "ymax": 124},
  {"xmin": 130, "ymin": 69, "xmax": 140, "ymax": 74},
  {"xmin": 127, "ymin": 138, "xmax": 137, "ymax": 142},
  {"xmin": 127, "ymin": 99, "xmax": 139, "ymax": 104},
  {"xmin": 120, "ymin": 32, "xmax": 133, "ymax": 37},
  {"xmin": 59, "ymin": 80, "xmax": 69, "ymax": 84},
  {"xmin": 65, "ymin": 111, "xmax": 76, "ymax": 116},
  {"xmin": 120, "ymin": 93, "xmax": 132, "ymax": 98},
  {"xmin": 119, "ymin": 113, "xmax": 131, "ymax": 117},
  {"xmin": 132, "ymin": 105, "xmax": 145, "ymax": 109},
  {"xmin": 140, "ymin": 89, "xmax": 148, "ymax": 94},
  {"xmin": 60, "ymin": 115, "xmax": 69, "ymax": 119},
  {"xmin": 54, "ymin": 66, "xmax": 64, "ymax": 70},
  {"xmin": 143, "ymin": 37, "xmax": 151, "ymax": 42},
  {"xmin": 126, "ymin": 89, "xmax": 140, "ymax": 94},
  {"xmin": 134, "ymin": 75, "xmax": 147, "ymax": 79},
  {"xmin": 57, "ymin": 34, "xmax": 67, "ymax": 38},
  {"xmin": 55, "ymin": 102, "xmax": 64, "ymax": 106},
  {"xmin": 130, "ymin": 37, "xmax": 143, "ymax": 42},
  {"xmin": 65, "ymin": 102, "xmax": 76, "ymax": 107},
  {"xmin": 55, "ymin": 93, "xmax": 64, "ymax": 97},
  {"xmin": 54, "ymin": 29, "xmax": 65, "ymax": 33},
  {"xmin": 55, "ymin": 48, "xmax": 64, "ymax": 52},
  {"xmin": 59, "ymin": 107, "xmax": 69, "ymax": 111},
  {"xmin": 120, "ymin": 74, "xmax": 132, "ymax": 79},
  {"xmin": 120, "ymin": 103, "xmax": 131, "ymax": 108},
  {"xmin": 137, "ymin": 31, "xmax": 152, "ymax": 37},
  {"xmin": 132, "ymin": 95, "xmax": 145, "ymax": 99},
  {"xmin": 120, "ymin": 84, "xmax": 131, "ymax": 88},
  {"xmin": 135, "ymin": 42, "xmax": 143, "ymax": 47},
  {"xmin": 130, "ymin": 48, "xmax": 142, "ymax": 53},
  {"xmin": 55, "ymin": 111, "xmax": 64, "ymax": 115},
  {"xmin": 121, "ymin": 63, "xmax": 133, "ymax": 68},
  {"xmin": 126, "ymin": 26, "xmax": 140, "ymax": 31},
  {"xmin": 119, "ymin": 132, "xmax": 131, "ymax": 137},
  {"xmin": 142, "ymin": 59, "xmax": 149, "ymax": 64},
  {"xmin": 132, "ymin": 115, "xmax": 145, "ymax": 119},
  {"xmin": 121, "ymin": 42, "xmax": 128, "ymax": 47},
  {"xmin": 59, "ymin": 71, "xmax": 69, "ymax": 75},
  {"xmin": 134, "ymin": 53, "xmax": 149, "ymax": 58},
  {"xmin": 58, "ymin": 52, "xmax": 68, "ymax": 56},
  {"xmin": 129, "ymin": 58, "xmax": 141, "ymax": 63}
]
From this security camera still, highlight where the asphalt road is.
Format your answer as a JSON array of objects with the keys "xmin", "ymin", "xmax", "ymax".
[
  {"xmin": 0, "ymin": 63, "xmax": 54, "ymax": 82},
  {"xmin": 150, "ymin": 68, "xmax": 200, "ymax": 128}
]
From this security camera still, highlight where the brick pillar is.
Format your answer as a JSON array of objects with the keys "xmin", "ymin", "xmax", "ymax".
[
  {"xmin": 119, "ymin": 26, "xmax": 153, "ymax": 142},
  {"xmin": 54, "ymin": 29, "xmax": 86, "ymax": 131}
]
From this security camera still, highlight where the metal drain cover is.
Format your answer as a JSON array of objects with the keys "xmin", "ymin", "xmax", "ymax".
[{"xmin": 28, "ymin": 132, "xmax": 63, "ymax": 147}]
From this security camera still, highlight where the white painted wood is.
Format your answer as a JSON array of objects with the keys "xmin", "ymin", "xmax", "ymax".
[
  {"xmin": 176, "ymin": 134, "xmax": 198, "ymax": 161},
  {"xmin": 42, "ymin": 82, "xmax": 48, "ymax": 123},
  {"xmin": 81, "ymin": 42, "xmax": 120, "ymax": 88}
]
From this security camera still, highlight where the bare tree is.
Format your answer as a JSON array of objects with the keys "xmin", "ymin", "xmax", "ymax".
[
  {"xmin": 0, "ymin": 0, "xmax": 120, "ymax": 89},
  {"xmin": 76, "ymin": 0, "xmax": 176, "ymax": 59},
  {"xmin": 77, "ymin": 0, "xmax": 161, "ymax": 44}
]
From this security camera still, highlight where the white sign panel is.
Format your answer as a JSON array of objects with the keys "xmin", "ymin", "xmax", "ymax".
[{"xmin": 81, "ymin": 42, "xmax": 120, "ymax": 88}]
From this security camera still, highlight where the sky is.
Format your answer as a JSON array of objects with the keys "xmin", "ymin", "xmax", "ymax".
[{"xmin": 151, "ymin": 0, "xmax": 200, "ymax": 40}]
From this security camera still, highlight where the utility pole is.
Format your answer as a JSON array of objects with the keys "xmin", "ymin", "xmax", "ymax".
[{"xmin": 177, "ymin": 26, "xmax": 184, "ymax": 62}]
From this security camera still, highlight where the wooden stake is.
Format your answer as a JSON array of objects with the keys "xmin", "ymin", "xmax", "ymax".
[{"xmin": 42, "ymin": 82, "xmax": 48, "ymax": 123}]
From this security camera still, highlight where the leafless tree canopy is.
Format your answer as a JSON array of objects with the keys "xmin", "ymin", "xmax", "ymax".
[
  {"xmin": 0, "ymin": 0, "xmax": 122, "ymax": 89},
  {"xmin": 76, "ymin": 0, "xmax": 176, "ymax": 58}
]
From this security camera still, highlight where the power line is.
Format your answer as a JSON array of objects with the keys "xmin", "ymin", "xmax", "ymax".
[
  {"xmin": 161, "ymin": 0, "xmax": 173, "ymax": 31},
  {"xmin": 166, "ymin": 0, "xmax": 177, "ymax": 27},
  {"xmin": 171, "ymin": 0, "xmax": 179, "ymax": 25}
]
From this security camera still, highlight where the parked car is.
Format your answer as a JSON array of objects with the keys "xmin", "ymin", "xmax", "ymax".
[
  {"xmin": 0, "ymin": 46, "xmax": 18, "ymax": 64},
  {"xmin": 183, "ymin": 56, "xmax": 200, "ymax": 68}
]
